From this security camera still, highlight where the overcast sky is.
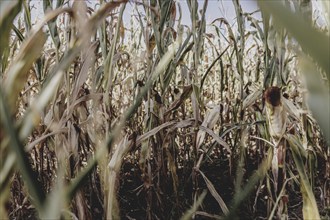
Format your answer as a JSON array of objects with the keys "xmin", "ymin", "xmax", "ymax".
[
  {"xmin": 28, "ymin": 0, "xmax": 260, "ymax": 27},
  {"xmin": 175, "ymin": 0, "xmax": 259, "ymax": 25},
  {"xmin": 27, "ymin": 0, "xmax": 329, "ymax": 27},
  {"xmin": 25, "ymin": 0, "xmax": 328, "ymax": 42}
]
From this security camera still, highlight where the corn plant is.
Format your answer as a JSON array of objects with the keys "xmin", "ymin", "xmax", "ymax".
[{"xmin": 0, "ymin": 0, "xmax": 329, "ymax": 219}]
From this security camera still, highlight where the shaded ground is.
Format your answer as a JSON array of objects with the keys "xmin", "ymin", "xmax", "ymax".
[{"xmin": 5, "ymin": 145, "xmax": 329, "ymax": 219}]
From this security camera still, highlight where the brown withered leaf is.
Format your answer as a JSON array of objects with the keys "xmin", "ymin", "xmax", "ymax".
[{"xmin": 164, "ymin": 85, "xmax": 192, "ymax": 116}]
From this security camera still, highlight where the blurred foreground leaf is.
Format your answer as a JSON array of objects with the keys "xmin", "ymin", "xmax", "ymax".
[
  {"xmin": 286, "ymin": 134, "xmax": 320, "ymax": 219},
  {"xmin": 180, "ymin": 190, "xmax": 207, "ymax": 220},
  {"xmin": 4, "ymin": 27, "xmax": 46, "ymax": 109},
  {"xmin": 299, "ymin": 56, "xmax": 330, "ymax": 143},
  {"xmin": 0, "ymin": 0, "xmax": 22, "ymax": 64},
  {"xmin": 0, "ymin": 89, "xmax": 46, "ymax": 209},
  {"xmin": 258, "ymin": 0, "xmax": 329, "ymax": 77},
  {"xmin": 258, "ymin": 0, "xmax": 330, "ymax": 143}
]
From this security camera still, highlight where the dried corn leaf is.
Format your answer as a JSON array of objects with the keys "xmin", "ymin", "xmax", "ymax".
[
  {"xmin": 19, "ymin": 71, "xmax": 64, "ymax": 140},
  {"xmin": 282, "ymin": 97, "xmax": 300, "ymax": 121},
  {"xmin": 242, "ymin": 89, "xmax": 262, "ymax": 110},
  {"xmin": 136, "ymin": 121, "xmax": 176, "ymax": 145},
  {"xmin": 196, "ymin": 105, "xmax": 220, "ymax": 149},
  {"xmin": 165, "ymin": 85, "xmax": 192, "ymax": 116},
  {"xmin": 199, "ymin": 126, "xmax": 231, "ymax": 153},
  {"xmin": 107, "ymin": 136, "xmax": 131, "ymax": 219},
  {"xmin": 199, "ymin": 170, "xmax": 229, "ymax": 215}
]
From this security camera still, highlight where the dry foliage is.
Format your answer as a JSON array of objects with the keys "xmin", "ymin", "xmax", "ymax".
[{"xmin": 0, "ymin": 0, "xmax": 329, "ymax": 219}]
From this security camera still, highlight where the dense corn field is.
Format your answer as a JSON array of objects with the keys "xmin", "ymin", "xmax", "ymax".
[{"xmin": 0, "ymin": 0, "xmax": 329, "ymax": 219}]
